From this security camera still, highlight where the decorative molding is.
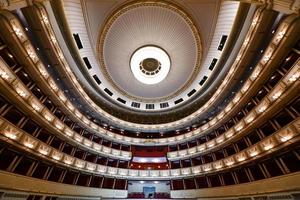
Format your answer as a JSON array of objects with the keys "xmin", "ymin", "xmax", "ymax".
[
  {"xmin": 97, "ymin": 0, "xmax": 202, "ymax": 102},
  {"xmin": 0, "ymin": 0, "xmax": 9, "ymax": 9},
  {"xmin": 235, "ymin": 0, "xmax": 300, "ymax": 14}
]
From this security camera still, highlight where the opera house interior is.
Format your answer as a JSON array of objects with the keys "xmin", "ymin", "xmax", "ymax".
[{"xmin": 0, "ymin": 0, "xmax": 300, "ymax": 199}]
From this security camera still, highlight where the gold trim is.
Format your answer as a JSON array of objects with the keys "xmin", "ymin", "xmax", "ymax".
[{"xmin": 97, "ymin": 0, "xmax": 202, "ymax": 103}]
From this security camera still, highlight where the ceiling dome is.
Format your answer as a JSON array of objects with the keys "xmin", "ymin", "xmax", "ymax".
[{"xmin": 98, "ymin": 1, "xmax": 202, "ymax": 101}]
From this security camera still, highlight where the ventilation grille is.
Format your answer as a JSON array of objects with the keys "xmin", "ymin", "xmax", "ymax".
[
  {"xmin": 218, "ymin": 35, "xmax": 228, "ymax": 51},
  {"xmin": 117, "ymin": 98, "xmax": 126, "ymax": 104},
  {"xmin": 209, "ymin": 58, "xmax": 218, "ymax": 71},
  {"xmin": 146, "ymin": 104, "xmax": 154, "ymax": 109},
  {"xmin": 93, "ymin": 75, "xmax": 101, "ymax": 85},
  {"xmin": 160, "ymin": 102, "xmax": 169, "ymax": 108},
  {"xmin": 199, "ymin": 76, "xmax": 208, "ymax": 85},
  {"xmin": 174, "ymin": 98, "xmax": 183, "ymax": 105},
  {"xmin": 187, "ymin": 89, "xmax": 196, "ymax": 97},
  {"xmin": 73, "ymin": 33, "xmax": 83, "ymax": 49},
  {"xmin": 104, "ymin": 88, "xmax": 113, "ymax": 96},
  {"xmin": 131, "ymin": 102, "xmax": 140, "ymax": 108},
  {"xmin": 83, "ymin": 57, "xmax": 92, "ymax": 69}
]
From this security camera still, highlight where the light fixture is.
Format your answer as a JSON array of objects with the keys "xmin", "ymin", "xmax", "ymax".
[
  {"xmin": 225, "ymin": 130, "xmax": 234, "ymax": 138},
  {"xmin": 66, "ymin": 101, "xmax": 74, "ymax": 111},
  {"xmin": 215, "ymin": 164, "xmax": 223, "ymax": 169},
  {"xmin": 4, "ymin": 130, "xmax": 18, "ymax": 140},
  {"xmin": 207, "ymin": 141, "xmax": 215, "ymax": 148},
  {"xmin": 74, "ymin": 135, "xmax": 83, "ymax": 142},
  {"xmin": 248, "ymin": 147, "xmax": 259, "ymax": 157},
  {"xmin": 262, "ymin": 139, "xmax": 274, "ymax": 150},
  {"xmin": 41, "ymin": 13, "xmax": 49, "ymax": 24},
  {"xmin": 250, "ymin": 150, "xmax": 258, "ymax": 157},
  {"xmin": 86, "ymin": 164, "xmax": 94, "ymax": 170},
  {"xmin": 48, "ymin": 79, "xmax": 58, "ymax": 91},
  {"xmin": 31, "ymin": 101, "xmax": 42, "ymax": 112},
  {"xmin": 130, "ymin": 46, "xmax": 170, "ymax": 85},
  {"xmin": 64, "ymin": 159, "xmax": 73, "ymax": 165},
  {"xmin": 64, "ymin": 129, "xmax": 73, "ymax": 137},
  {"xmin": 192, "ymin": 168, "xmax": 201, "ymax": 174},
  {"xmin": 288, "ymin": 70, "xmax": 300, "ymax": 83},
  {"xmin": 75, "ymin": 161, "xmax": 84, "ymax": 168},
  {"xmin": 235, "ymin": 123, "xmax": 244, "ymax": 132},
  {"xmin": 37, "ymin": 63, "xmax": 49, "ymax": 78},
  {"xmin": 245, "ymin": 113, "xmax": 255, "ymax": 124},
  {"xmin": 280, "ymin": 135, "xmax": 293, "ymax": 142},
  {"xmin": 225, "ymin": 103, "xmax": 233, "ymax": 112},
  {"xmin": 84, "ymin": 140, "xmax": 92, "ymax": 147},
  {"xmin": 0, "ymin": 63, "xmax": 14, "ymax": 82},
  {"xmin": 39, "ymin": 149, "xmax": 48, "ymax": 155},
  {"xmin": 58, "ymin": 92, "xmax": 67, "ymax": 102},
  {"xmin": 15, "ymin": 87, "xmax": 28, "ymax": 98},
  {"xmin": 251, "ymin": 17, "xmax": 258, "ymax": 26},
  {"xmin": 24, "ymin": 141, "xmax": 34, "ymax": 149},
  {"xmin": 233, "ymin": 93, "xmax": 241, "ymax": 104},
  {"xmin": 12, "ymin": 25, "xmax": 23, "ymax": 38},
  {"xmin": 225, "ymin": 160, "xmax": 234, "ymax": 166},
  {"xmin": 37, "ymin": 145, "xmax": 49, "ymax": 155},
  {"xmin": 257, "ymin": 103, "xmax": 268, "ymax": 113},
  {"xmin": 272, "ymin": 91, "xmax": 282, "ymax": 100},
  {"xmin": 274, "ymin": 25, "xmax": 287, "ymax": 44},
  {"xmin": 203, "ymin": 166, "xmax": 212, "ymax": 172},
  {"xmin": 50, "ymin": 35, "xmax": 57, "ymax": 43},
  {"xmin": 251, "ymin": 65, "xmax": 262, "ymax": 80},
  {"xmin": 25, "ymin": 44, "xmax": 38, "ymax": 63},
  {"xmin": 52, "ymin": 155, "xmax": 61, "ymax": 160},
  {"xmin": 44, "ymin": 113, "xmax": 53, "ymax": 122},
  {"xmin": 237, "ymin": 156, "xmax": 246, "ymax": 162},
  {"xmin": 75, "ymin": 110, "xmax": 82, "ymax": 118},
  {"xmin": 216, "ymin": 136, "xmax": 225, "ymax": 143},
  {"xmin": 0, "ymin": 70, "xmax": 10, "ymax": 80},
  {"xmin": 264, "ymin": 144, "xmax": 273, "ymax": 150}
]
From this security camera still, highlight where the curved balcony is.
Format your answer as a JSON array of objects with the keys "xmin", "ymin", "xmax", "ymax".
[{"xmin": 0, "ymin": 7, "xmax": 298, "ymax": 146}]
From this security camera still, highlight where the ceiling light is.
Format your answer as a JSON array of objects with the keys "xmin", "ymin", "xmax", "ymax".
[
  {"xmin": 264, "ymin": 144, "xmax": 273, "ymax": 150},
  {"xmin": 4, "ymin": 130, "xmax": 18, "ymax": 140},
  {"xmin": 272, "ymin": 91, "xmax": 282, "ymax": 100},
  {"xmin": 24, "ymin": 141, "xmax": 34, "ymax": 148},
  {"xmin": 52, "ymin": 155, "xmax": 61, "ymax": 161},
  {"xmin": 64, "ymin": 159, "xmax": 73, "ymax": 165},
  {"xmin": 225, "ymin": 160, "xmax": 234, "ymax": 166},
  {"xmin": 39, "ymin": 149, "xmax": 48, "ymax": 155},
  {"xmin": 31, "ymin": 101, "xmax": 41, "ymax": 112},
  {"xmin": 280, "ymin": 135, "xmax": 293, "ymax": 142},
  {"xmin": 130, "ymin": 46, "xmax": 170, "ymax": 85},
  {"xmin": 237, "ymin": 156, "xmax": 246, "ymax": 162}
]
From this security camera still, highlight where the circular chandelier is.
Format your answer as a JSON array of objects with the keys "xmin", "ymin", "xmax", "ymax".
[{"xmin": 130, "ymin": 46, "xmax": 171, "ymax": 85}]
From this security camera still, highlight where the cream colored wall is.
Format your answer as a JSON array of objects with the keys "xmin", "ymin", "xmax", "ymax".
[{"xmin": 171, "ymin": 172, "xmax": 300, "ymax": 199}]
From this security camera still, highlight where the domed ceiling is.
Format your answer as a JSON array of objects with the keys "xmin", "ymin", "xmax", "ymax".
[
  {"xmin": 70, "ymin": 0, "xmax": 223, "ymax": 112},
  {"xmin": 98, "ymin": 1, "xmax": 201, "ymax": 101},
  {"xmin": 60, "ymin": 0, "xmax": 241, "ymax": 129}
]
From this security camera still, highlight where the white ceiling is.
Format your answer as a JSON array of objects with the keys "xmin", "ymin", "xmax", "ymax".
[
  {"xmin": 84, "ymin": 0, "xmax": 220, "ymax": 60},
  {"xmin": 101, "ymin": 4, "xmax": 199, "ymax": 99},
  {"xmin": 82, "ymin": 0, "xmax": 220, "ymax": 100}
]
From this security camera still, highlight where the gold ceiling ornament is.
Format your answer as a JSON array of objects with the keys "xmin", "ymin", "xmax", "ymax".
[{"xmin": 97, "ymin": 0, "xmax": 202, "ymax": 103}]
